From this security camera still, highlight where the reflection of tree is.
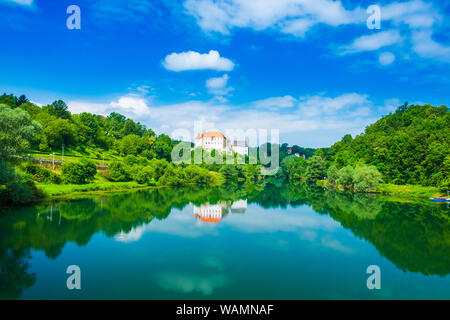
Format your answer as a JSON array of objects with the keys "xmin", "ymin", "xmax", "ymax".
[{"xmin": 0, "ymin": 248, "xmax": 36, "ymax": 300}]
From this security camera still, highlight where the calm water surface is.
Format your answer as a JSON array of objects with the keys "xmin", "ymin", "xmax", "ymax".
[{"xmin": 1, "ymin": 182, "xmax": 449, "ymax": 299}]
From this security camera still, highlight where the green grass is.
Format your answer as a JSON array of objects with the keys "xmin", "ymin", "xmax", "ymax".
[
  {"xmin": 24, "ymin": 146, "xmax": 121, "ymax": 165},
  {"xmin": 376, "ymin": 183, "xmax": 443, "ymax": 199},
  {"xmin": 38, "ymin": 181, "xmax": 144, "ymax": 196}
]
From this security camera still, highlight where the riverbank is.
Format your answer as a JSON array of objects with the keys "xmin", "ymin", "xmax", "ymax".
[
  {"xmin": 317, "ymin": 180, "xmax": 445, "ymax": 199},
  {"xmin": 37, "ymin": 172, "xmax": 226, "ymax": 198}
]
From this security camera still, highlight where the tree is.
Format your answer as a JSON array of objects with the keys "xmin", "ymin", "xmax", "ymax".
[
  {"xmin": 107, "ymin": 161, "xmax": 131, "ymax": 182},
  {"xmin": 353, "ymin": 166, "xmax": 383, "ymax": 193},
  {"xmin": 155, "ymin": 134, "xmax": 174, "ymax": 161},
  {"xmin": 117, "ymin": 134, "xmax": 142, "ymax": 155},
  {"xmin": 305, "ymin": 155, "xmax": 327, "ymax": 183},
  {"xmin": 0, "ymin": 105, "xmax": 41, "ymax": 159},
  {"xmin": 337, "ymin": 166, "xmax": 355, "ymax": 191},
  {"xmin": 61, "ymin": 159, "xmax": 97, "ymax": 184},
  {"xmin": 281, "ymin": 156, "xmax": 307, "ymax": 181},
  {"xmin": 42, "ymin": 100, "xmax": 71, "ymax": 119},
  {"xmin": 219, "ymin": 165, "xmax": 239, "ymax": 181},
  {"xmin": 327, "ymin": 165, "xmax": 339, "ymax": 186},
  {"xmin": 0, "ymin": 94, "xmax": 17, "ymax": 108}
]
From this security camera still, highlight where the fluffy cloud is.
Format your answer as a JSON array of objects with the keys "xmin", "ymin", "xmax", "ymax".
[
  {"xmin": 68, "ymin": 91, "xmax": 398, "ymax": 147},
  {"xmin": 1, "ymin": 0, "xmax": 34, "ymax": 5},
  {"xmin": 252, "ymin": 95, "xmax": 296, "ymax": 110},
  {"xmin": 68, "ymin": 95, "xmax": 151, "ymax": 119},
  {"xmin": 184, "ymin": 0, "xmax": 364, "ymax": 36},
  {"xmin": 163, "ymin": 50, "xmax": 235, "ymax": 72},
  {"xmin": 206, "ymin": 74, "xmax": 234, "ymax": 96},
  {"xmin": 184, "ymin": 0, "xmax": 448, "ymax": 65},
  {"xmin": 339, "ymin": 30, "xmax": 402, "ymax": 54},
  {"xmin": 411, "ymin": 30, "xmax": 450, "ymax": 62},
  {"xmin": 378, "ymin": 52, "xmax": 396, "ymax": 65}
]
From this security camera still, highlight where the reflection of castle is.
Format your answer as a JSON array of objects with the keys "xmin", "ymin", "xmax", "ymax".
[
  {"xmin": 193, "ymin": 200, "xmax": 247, "ymax": 224},
  {"xmin": 230, "ymin": 199, "xmax": 247, "ymax": 213}
]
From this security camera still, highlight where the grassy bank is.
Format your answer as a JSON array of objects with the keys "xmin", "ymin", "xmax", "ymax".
[
  {"xmin": 317, "ymin": 180, "xmax": 444, "ymax": 199},
  {"xmin": 376, "ymin": 184, "xmax": 444, "ymax": 199},
  {"xmin": 38, "ymin": 181, "xmax": 144, "ymax": 196}
]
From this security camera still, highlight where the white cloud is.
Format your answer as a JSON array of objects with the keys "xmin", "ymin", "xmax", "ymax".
[
  {"xmin": 378, "ymin": 51, "xmax": 396, "ymax": 65},
  {"xmin": 411, "ymin": 30, "xmax": 450, "ymax": 62},
  {"xmin": 381, "ymin": 0, "xmax": 440, "ymax": 29},
  {"xmin": 67, "ymin": 90, "xmax": 400, "ymax": 147},
  {"xmin": 339, "ymin": 30, "xmax": 402, "ymax": 54},
  {"xmin": 1, "ymin": 0, "xmax": 34, "ymax": 5},
  {"xmin": 163, "ymin": 50, "xmax": 235, "ymax": 72},
  {"xmin": 252, "ymin": 95, "xmax": 296, "ymax": 110},
  {"xmin": 206, "ymin": 74, "xmax": 234, "ymax": 95},
  {"xmin": 184, "ymin": 0, "xmax": 364, "ymax": 36},
  {"xmin": 68, "ymin": 95, "xmax": 151, "ymax": 119},
  {"xmin": 297, "ymin": 93, "xmax": 371, "ymax": 117}
]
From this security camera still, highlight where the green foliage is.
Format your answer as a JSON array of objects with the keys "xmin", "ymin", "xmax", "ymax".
[
  {"xmin": 0, "ymin": 160, "xmax": 43, "ymax": 204},
  {"xmin": 353, "ymin": 166, "xmax": 383, "ymax": 193},
  {"xmin": 23, "ymin": 163, "xmax": 61, "ymax": 184},
  {"xmin": 61, "ymin": 159, "xmax": 97, "ymax": 184},
  {"xmin": 327, "ymin": 165, "xmax": 339, "ymax": 186},
  {"xmin": 0, "ymin": 104, "xmax": 41, "ymax": 159},
  {"xmin": 107, "ymin": 161, "xmax": 131, "ymax": 182},
  {"xmin": 329, "ymin": 104, "xmax": 449, "ymax": 186},
  {"xmin": 42, "ymin": 100, "xmax": 71, "ymax": 119},
  {"xmin": 219, "ymin": 165, "xmax": 239, "ymax": 181},
  {"xmin": 155, "ymin": 134, "xmax": 174, "ymax": 161},
  {"xmin": 305, "ymin": 155, "xmax": 327, "ymax": 183},
  {"xmin": 281, "ymin": 155, "xmax": 307, "ymax": 181},
  {"xmin": 337, "ymin": 166, "xmax": 355, "ymax": 191}
]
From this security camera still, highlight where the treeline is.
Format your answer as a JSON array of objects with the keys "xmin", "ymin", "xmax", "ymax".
[
  {"xmin": 0, "ymin": 93, "xmax": 174, "ymax": 160},
  {"xmin": 322, "ymin": 103, "xmax": 449, "ymax": 189}
]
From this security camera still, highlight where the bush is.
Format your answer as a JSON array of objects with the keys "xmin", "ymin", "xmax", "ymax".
[
  {"xmin": 305, "ymin": 155, "xmax": 327, "ymax": 183},
  {"xmin": 184, "ymin": 165, "xmax": 214, "ymax": 184},
  {"xmin": 24, "ymin": 163, "xmax": 61, "ymax": 184},
  {"xmin": 337, "ymin": 166, "xmax": 355, "ymax": 191},
  {"xmin": 158, "ymin": 166, "xmax": 186, "ymax": 186},
  {"xmin": 133, "ymin": 165, "xmax": 156, "ymax": 185},
  {"xmin": 61, "ymin": 158, "xmax": 97, "ymax": 184},
  {"xmin": 327, "ymin": 165, "xmax": 339, "ymax": 187},
  {"xmin": 353, "ymin": 166, "xmax": 383, "ymax": 193},
  {"xmin": 107, "ymin": 161, "xmax": 131, "ymax": 182},
  {"xmin": 0, "ymin": 160, "xmax": 44, "ymax": 204}
]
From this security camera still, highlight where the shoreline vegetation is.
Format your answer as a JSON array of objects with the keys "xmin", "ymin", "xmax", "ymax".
[{"xmin": 1, "ymin": 93, "xmax": 449, "ymax": 206}]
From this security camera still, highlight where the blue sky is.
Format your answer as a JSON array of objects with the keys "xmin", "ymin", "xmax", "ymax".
[{"xmin": 0, "ymin": 0, "xmax": 449, "ymax": 147}]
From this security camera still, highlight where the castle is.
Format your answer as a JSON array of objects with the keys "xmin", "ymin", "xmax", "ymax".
[{"xmin": 194, "ymin": 131, "xmax": 249, "ymax": 156}]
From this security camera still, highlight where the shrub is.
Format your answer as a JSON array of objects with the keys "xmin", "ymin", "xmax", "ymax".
[
  {"xmin": 61, "ymin": 158, "xmax": 97, "ymax": 184},
  {"xmin": 327, "ymin": 165, "xmax": 339, "ymax": 187},
  {"xmin": 337, "ymin": 166, "xmax": 355, "ymax": 191},
  {"xmin": 158, "ymin": 166, "xmax": 186, "ymax": 186},
  {"xmin": 134, "ymin": 165, "xmax": 156, "ymax": 185},
  {"xmin": 184, "ymin": 165, "xmax": 214, "ymax": 184},
  {"xmin": 107, "ymin": 161, "xmax": 131, "ymax": 182},
  {"xmin": 305, "ymin": 155, "xmax": 327, "ymax": 183},
  {"xmin": 353, "ymin": 166, "xmax": 383, "ymax": 193},
  {"xmin": 0, "ymin": 160, "xmax": 44, "ymax": 204},
  {"xmin": 24, "ymin": 163, "xmax": 61, "ymax": 184}
]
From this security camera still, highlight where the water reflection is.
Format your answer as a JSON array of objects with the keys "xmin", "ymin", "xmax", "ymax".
[
  {"xmin": 193, "ymin": 199, "xmax": 247, "ymax": 224},
  {"xmin": 0, "ymin": 181, "xmax": 449, "ymax": 299}
]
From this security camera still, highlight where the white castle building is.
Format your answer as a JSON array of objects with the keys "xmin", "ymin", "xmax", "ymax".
[{"xmin": 194, "ymin": 131, "xmax": 249, "ymax": 156}]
